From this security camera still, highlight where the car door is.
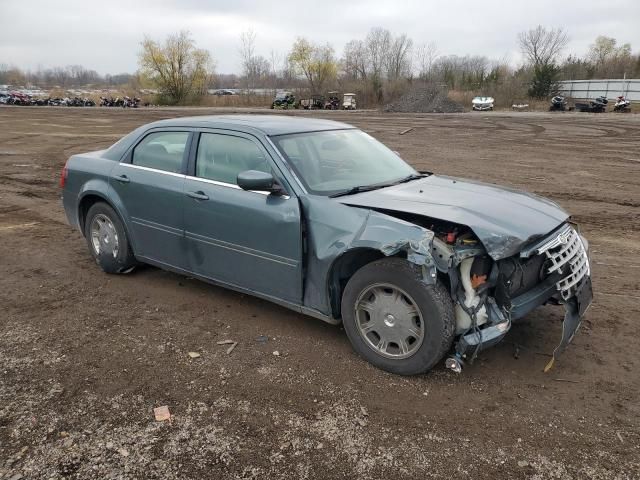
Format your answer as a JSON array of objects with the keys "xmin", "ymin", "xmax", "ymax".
[
  {"xmin": 110, "ymin": 130, "xmax": 191, "ymax": 269},
  {"xmin": 183, "ymin": 130, "xmax": 303, "ymax": 304}
]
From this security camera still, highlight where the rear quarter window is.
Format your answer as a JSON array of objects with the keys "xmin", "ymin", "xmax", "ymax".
[{"xmin": 132, "ymin": 132, "xmax": 189, "ymax": 173}]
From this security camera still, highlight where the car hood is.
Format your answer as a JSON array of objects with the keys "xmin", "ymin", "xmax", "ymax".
[
  {"xmin": 472, "ymin": 97, "xmax": 494, "ymax": 104},
  {"xmin": 336, "ymin": 175, "xmax": 569, "ymax": 260}
]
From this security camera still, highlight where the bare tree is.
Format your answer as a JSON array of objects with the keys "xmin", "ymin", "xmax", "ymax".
[
  {"xmin": 415, "ymin": 42, "xmax": 439, "ymax": 80},
  {"xmin": 518, "ymin": 26, "xmax": 569, "ymax": 66},
  {"xmin": 365, "ymin": 27, "xmax": 391, "ymax": 84},
  {"xmin": 342, "ymin": 39, "xmax": 368, "ymax": 80},
  {"xmin": 385, "ymin": 34, "xmax": 413, "ymax": 80},
  {"xmin": 239, "ymin": 30, "xmax": 257, "ymax": 89}
]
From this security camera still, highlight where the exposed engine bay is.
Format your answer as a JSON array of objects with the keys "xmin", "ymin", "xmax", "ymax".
[{"xmin": 373, "ymin": 209, "xmax": 592, "ymax": 373}]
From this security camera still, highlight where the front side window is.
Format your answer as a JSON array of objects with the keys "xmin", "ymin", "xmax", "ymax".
[
  {"xmin": 196, "ymin": 133, "xmax": 271, "ymax": 185},
  {"xmin": 132, "ymin": 131, "xmax": 189, "ymax": 173},
  {"xmin": 271, "ymin": 129, "xmax": 416, "ymax": 196}
]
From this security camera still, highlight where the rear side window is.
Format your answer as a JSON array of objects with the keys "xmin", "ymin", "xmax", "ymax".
[
  {"xmin": 132, "ymin": 132, "xmax": 189, "ymax": 173},
  {"xmin": 196, "ymin": 133, "xmax": 271, "ymax": 185}
]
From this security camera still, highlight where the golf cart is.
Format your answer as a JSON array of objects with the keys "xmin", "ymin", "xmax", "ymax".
[
  {"xmin": 342, "ymin": 93, "xmax": 357, "ymax": 110},
  {"xmin": 299, "ymin": 94, "xmax": 325, "ymax": 110},
  {"xmin": 324, "ymin": 91, "xmax": 340, "ymax": 110}
]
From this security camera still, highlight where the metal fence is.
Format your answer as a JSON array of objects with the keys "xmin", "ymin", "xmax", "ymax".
[{"xmin": 558, "ymin": 79, "xmax": 640, "ymax": 102}]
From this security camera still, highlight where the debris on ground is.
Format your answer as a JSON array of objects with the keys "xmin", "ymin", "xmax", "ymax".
[
  {"xmin": 217, "ymin": 339, "xmax": 238, "ymax": 354},
  {"xmin": 272, "ymin": 350, "xmax": 280, "ymax": 356},
  {"xmin": 187, "ymin": 351, "xmax": 201, "ymax": 359},
  {"xmin": 153, "ymin": 405, "xmax": 171, "ymax": 422},
  {"xmin": 383, "ymin": 85, "xmax": 464, "ymax": 113},
  {"xmin": 399, "ymin": 127, "xmax": 414, "ymax": 135}
]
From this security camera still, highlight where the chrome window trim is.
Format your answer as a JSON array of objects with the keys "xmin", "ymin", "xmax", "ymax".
[
  {"xmin": 120, "ymin": 163, "xmax": 186, "ymax": 178},
  {"xmin": 116, "ymin": 163, "xmax": 289, "ymax": 199}
]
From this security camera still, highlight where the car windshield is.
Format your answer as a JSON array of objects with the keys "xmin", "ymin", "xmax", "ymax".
[{"xmin": 271, "ymin": 129, "xmax": 418, "ymax": 196}]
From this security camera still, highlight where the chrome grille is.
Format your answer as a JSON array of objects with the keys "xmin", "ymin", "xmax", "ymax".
[{"xmin": 535, "ymin": 225, "xmax": 590, "ymax": 300}]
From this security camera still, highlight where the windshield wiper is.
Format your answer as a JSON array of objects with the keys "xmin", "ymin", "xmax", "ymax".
[
  {"xmin": 329, "ymin": 184, "xmax": 389, "ymax": 198},
  {"xmin": 329, "ymin": 174, "xmax": 425, "ymax": 198},
  {"xmin": 393, "ymin": 173, "xmax": 424, "ymax": 184}
]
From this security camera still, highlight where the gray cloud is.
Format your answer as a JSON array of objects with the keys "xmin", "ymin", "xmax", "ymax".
[{"xmin": 1, "ymin": 0, "xmax": 638, "ymax": 74}]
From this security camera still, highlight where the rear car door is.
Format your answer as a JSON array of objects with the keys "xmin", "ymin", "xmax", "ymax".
[
  {"xmin": 110, "ymin": 130, "xmax": 191, "ymax": 269},
  {"xmin": 183, "ymin": 130, "xmax": 303, "ymax": 303}
]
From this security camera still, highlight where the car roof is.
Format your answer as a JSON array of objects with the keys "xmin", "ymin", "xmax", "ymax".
[{"xmin": 149, "ymin": 114, "xmax": 355, "ymax": 136}]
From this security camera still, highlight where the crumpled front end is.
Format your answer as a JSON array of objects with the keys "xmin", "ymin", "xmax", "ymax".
[
  {"xmin": 442, "ymin": 222, "xmax": 593, "ymax": 372},
  {"xmin": 299, "ymin": 194, "xmax": 592, "ymax": 373}
]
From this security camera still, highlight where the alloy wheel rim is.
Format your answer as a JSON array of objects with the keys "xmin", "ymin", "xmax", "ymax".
[
  {"xmin": 354, "ymin": 283, "xmax": 425, "ymax": 359},
  {"xmin": 90, "ymin": 214, "xmax": 119, "ymax": 259}
]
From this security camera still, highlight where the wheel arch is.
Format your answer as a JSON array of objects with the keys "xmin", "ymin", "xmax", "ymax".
[
  {"xmin": 327, "ymin": 247, "xmax": 397, "ymax": 319},
  {"xmin": 77, "ymin": 192, "xmax": 137, "ymax": 255}
]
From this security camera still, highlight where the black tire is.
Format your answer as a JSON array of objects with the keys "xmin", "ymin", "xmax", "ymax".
[
  {"xmin": 341, "ymin": 258, "xmax": 455, "ymax": 375},
  {"xmin": 84, "ymin": 202, "xmax": 136, "ymax": 274}
]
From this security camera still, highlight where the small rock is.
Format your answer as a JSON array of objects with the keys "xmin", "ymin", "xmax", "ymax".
[
  {"xmin": 272, "ymin": 351, "xmax": 280, "ymax": 357},
  {"xmin": 517, "ymin": 460, "xmax": 529, "ymax": 468},
  {"xmin": 187, "ymin": 352, "xmax": 201, "ymax": 359},
  {"xmin": 355, "ymin": 417, "xmax": 368, "ymax": 427},
  {"xmin": 106, "ymin": 441, "xmax": 114, "ymax": 450},
  {"xmin": 118, "ymin": 448, "xmax": 129, "ymax": 457},
  {"xmin": 360, "ymin": 406, "xmax": 369, "ymax": 417},
  {"xmin": 9, "ymin": 474, "xmax": 23, "ymax": 480}
]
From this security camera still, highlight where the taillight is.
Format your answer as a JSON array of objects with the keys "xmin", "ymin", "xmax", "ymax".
[{"xmin": 60, "ymin": 163, "xmax": 68, "ymax": 188}]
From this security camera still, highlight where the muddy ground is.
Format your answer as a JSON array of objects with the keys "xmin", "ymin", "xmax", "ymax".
[{"xmin": 0, "ymin": 107, "xmax": 639, "ymax": 479}]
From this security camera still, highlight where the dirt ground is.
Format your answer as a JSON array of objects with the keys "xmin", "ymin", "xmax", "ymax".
[{"xmin": 0, "ymin": 106, "xmax": 639, "ymax": 480}]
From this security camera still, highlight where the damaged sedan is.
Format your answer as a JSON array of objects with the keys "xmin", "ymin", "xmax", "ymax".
[{"xmin": 61, "ymin": 115, "xmax": 592, "ymax": 374}]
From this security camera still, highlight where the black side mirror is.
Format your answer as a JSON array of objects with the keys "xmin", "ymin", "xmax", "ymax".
[{"xmin": 237, "ymin": 170, "xmax": 284, "ymax": 195}]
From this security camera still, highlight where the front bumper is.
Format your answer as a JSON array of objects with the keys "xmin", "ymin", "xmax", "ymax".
[{"xmin": 472, "ymin": 104, "xmax": 493, "ymax": 111}]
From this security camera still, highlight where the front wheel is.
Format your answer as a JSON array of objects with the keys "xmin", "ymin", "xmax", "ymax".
[
  {"xmin": 84, "ymin": 202, "xmax": 136, "ymax": 274},
  {"xmin": 341, "ymin": 258, "xmax": 455, "ymax": 375}
]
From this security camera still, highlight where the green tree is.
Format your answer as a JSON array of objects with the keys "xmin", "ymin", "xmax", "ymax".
[
  {"xmin": 528, "ymin": 64, "xmax": 560, "ymax": 99},
  {"xmin": 288, "ymin": 38, "xmax": 337, "ymax": 93},
  {"xmin": 139, "ymin": 31, "xmax": 215, "ymax": 104}
]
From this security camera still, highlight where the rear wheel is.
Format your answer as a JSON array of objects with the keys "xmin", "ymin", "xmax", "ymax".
[
  {"xmin": 341, "ymin": 258, "xmax": 455, "ymax": 375},
  {"xmin": 84, "ymin": 202, "xmax": 136, "ymax": 274}
]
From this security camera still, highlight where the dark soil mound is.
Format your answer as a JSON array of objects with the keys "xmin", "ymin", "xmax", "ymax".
[{"xmin": 384, "ymin": 86, "xmax": 464, "ymax": 113}]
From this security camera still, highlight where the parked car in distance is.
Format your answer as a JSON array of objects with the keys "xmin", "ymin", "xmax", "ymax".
[
  {"xmin": 61, "ymin": 115, "xmax": 592, "ymax": 375},
  {"xmin": 472, "ymin": 96, "xmax": 494, "ymax": 111}
]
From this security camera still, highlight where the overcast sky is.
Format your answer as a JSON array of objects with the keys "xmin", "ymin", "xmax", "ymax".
[{"xmin": 1, "ymin": 0, "xmax": 639, "ymax": 75}]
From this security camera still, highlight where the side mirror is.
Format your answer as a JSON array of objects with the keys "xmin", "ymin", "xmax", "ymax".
[{"xmin": 237, "ymin": 170, "xmax": 284, "ymax": 195}]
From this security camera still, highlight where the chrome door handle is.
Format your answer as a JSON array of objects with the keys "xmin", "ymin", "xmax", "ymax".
[
  {"xmin": 113, "ymin": 174, "xmax": 130, "ymax": 183},
  {"xmin": 187, "ymin": 191, "xmax": 209, "ymax": 201}
]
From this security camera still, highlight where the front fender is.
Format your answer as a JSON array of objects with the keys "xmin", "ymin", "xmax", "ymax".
[{"xmin": 299, "ymin": 196, "xmax": 436, "ymax": 316}]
